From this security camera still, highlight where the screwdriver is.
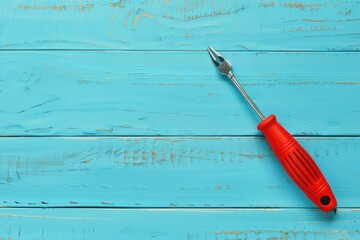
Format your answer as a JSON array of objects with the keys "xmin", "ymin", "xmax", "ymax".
[{"xmin": 207, "ymin": 46, "xmax": 337, "ymax": 213}]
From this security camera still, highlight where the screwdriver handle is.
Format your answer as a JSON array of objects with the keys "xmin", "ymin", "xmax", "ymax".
[{"xmin": 257, "ymin": 114, "xmax": 337, "ymax": 212}]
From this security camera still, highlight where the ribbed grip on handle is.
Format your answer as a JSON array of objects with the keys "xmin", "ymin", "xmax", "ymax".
[{"xmin": 257, "ymin": 115, "xmax": 337, "ymax": 212}]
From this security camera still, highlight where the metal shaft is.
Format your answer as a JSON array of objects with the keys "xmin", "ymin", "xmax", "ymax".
[{"xmin": 229, "ymin": 75, "xmax": 265, "ymax": 120}]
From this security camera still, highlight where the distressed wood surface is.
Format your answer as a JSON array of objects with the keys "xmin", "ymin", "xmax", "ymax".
[
  {"xmin": 0, "ymin": 208, "xmax": 359, "ymax": 239},
  {"xmin": 1, "ymin": 0, "xmax": 359, "ymax": 238},
  {"xmin": 1, "ymin": 51, "xmax": 359, "ymax": 136},
  {"xmin": 0, "ymin": 137, "xmax": 358, "ymax": 208},
  {"xmin": 0, "ymin": 0, "xmax": 360, "ymax": 50}
]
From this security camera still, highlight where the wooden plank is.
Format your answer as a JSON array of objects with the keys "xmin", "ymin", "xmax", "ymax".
[
  {"xmin": 0, "ymin": 208, "xmax": 359, "ymax": 239},
  {"xmin": 0, "ymin": 137, "xmax": 358, "ymax": 207},
  {"xmin": 0, "ymin": 51, "xmax": 359, "ymax": 136},
  {"xmin": 0, "ymin": 0, "xmax": 360, "ymax": 50}
]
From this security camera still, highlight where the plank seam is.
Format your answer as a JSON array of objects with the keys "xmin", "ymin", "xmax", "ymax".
[
  {"xmin": 1, "ymin": 49, "xmax": 360, "ymax": 53},
  {"xmin": 0, "ymin": 207, "xmax": 358, "ymax": 210},
  {"xmin": 0, "ymin": 135, "xmax": 358, "ymax": 138}
]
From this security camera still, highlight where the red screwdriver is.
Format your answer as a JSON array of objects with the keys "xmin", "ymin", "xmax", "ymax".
[{"xmin": 207, "ymin": 46, "xmax": 337, "ymax": 213}]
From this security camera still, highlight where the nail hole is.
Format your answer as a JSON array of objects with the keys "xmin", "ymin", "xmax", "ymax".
[{"xmin": 320, "ymin": 195, "xmax": 331, "ymax": 206}]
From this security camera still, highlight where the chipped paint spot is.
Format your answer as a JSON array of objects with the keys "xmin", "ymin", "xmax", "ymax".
[
  {"xmin": 283, "ymin": 2, "xmax": 307, "ymax": 9},
  {"xmin": 282, "ymin": 2, "xmax": 324, "ymax": 10},
  {"xmin": 118, "ymin": 125, "xmax": 132, "ymax": 129},
  {"xmin": 161, "ymin": 153, "xmax": 166, "ymax": 163},
  {"xmin": 220, "ymin": 151, "xmax": 225, "ymax": 161},
  {"xmin": 151, "ymin": 152, "xmax": 157, "ymax": 161},
  {"xmin": 239, "ymin": 153, "xmax": 264, "ymax": 159},
  {"xmin": 77, "ymin": 4, "xmax": 94, "ymax": 12},
  {"xmin": 310, "ymin": 26, "xmax": 337, "ymax": 31},
  {"xmin": 123, "ymin": 10, "xmax": 132, "ymax": 26},
  {"xmin": 18, "ymin": 4, "xmax": 93, "ymax": 12},
  {"xmin": 18, "ymin": 5, "xmax": 67, "ymax": 10},
  {"xmin": 214, "ymin": 229, "xmax": 360, "ymax": 239},
  {"xmin": 109, "ymin": 0, "xmax": 125, "ymax": 8},
  {"xmin": 338, "ymin": 9, "xmax": 352, "ymax": 16},
  {"xmin": 132, "ymin": 150, "xmax": 139, "ymax": 162},
  {"xmin": 96, "ymin": 128, "xmax": 113, "ymax": 133},
  {"xmin": 287, "ymin": 19, "xmax": 327, "ymax": 23},
  {"xmin": 142, "ymin": 151, "xmax": 148, "ymax": 161},
  {"xmin": 283, "ymin": 27, "xmax": 305, "ymax": 32},
  {"xmin": 336, "ymin": 18, "xmax": 360, "ymax": 22},
  {"xmin": 259, "ymin": 0, "xmax": 274, "ymax": 8},
  {"xmin": 133, "ymin": 13, "xmax": 153, "ymax": 29}
]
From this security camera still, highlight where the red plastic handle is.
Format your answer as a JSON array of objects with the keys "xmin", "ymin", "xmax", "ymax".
[{"xmin": 257, "ymin": 115, "xmax": 337, "ymax": 212}]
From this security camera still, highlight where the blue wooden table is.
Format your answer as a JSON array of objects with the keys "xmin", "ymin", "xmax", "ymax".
[{"xmin": 1, "ymin": 1, "xmax": 360, "ymax": 239}]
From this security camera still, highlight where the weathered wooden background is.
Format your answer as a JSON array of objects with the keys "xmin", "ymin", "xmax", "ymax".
[{"xmin": 0, "ymin": 0, "xmax": 359, "ymax": 239}]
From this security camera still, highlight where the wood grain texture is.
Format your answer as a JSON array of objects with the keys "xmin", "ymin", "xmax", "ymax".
[
  {"xmin": 0, "ymin": 137, "xmax": 358, "ymax": 208},
  {"xmin": 1, "ymin": 0, "xmax": 359, "ymax": 236},
  {"xmin": 0, "ymin": 208, "xmax": 359, "ymax": 239},
  {"xmin": 0, "ymin": 0, "xmax": 359, "ymax": 50},
  {"xmin": 0, "ymin": 51, "xmax": 359, "ymax": 136}
]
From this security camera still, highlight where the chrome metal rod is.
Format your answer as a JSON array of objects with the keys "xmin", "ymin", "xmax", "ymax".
[{"xmin": 229, "ymin": 76, "xmax": 265, "ymax": 120}]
